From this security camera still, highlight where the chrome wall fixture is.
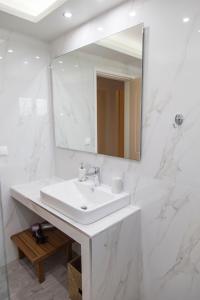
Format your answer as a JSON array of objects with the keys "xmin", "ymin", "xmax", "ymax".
[{"xmin": 173, "ymin": 114, "xmax": 184, "ymax": 128}]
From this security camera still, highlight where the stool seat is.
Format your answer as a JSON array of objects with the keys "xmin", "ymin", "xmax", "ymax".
[{"xmin": 11, "ymin": 228, "xmax": 73, "ymax": 283}]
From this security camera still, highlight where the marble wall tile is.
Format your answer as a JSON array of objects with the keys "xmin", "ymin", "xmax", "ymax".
[
  {"xmin": 0, "ymin": 28, "xmax": 55, "ymax": 263},
  {"xmin": 0, "ymin": 183, "xmax": 9, "ymax": 299},
  {"xmin": 51, "ymin": 0, "xmax": 200, "ymax": 299},
  {"xmin": 91, "ymin": 212, "xmax": 141, "ymax": 300}
]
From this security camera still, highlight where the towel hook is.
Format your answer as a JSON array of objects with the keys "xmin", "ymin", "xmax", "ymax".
[{"xmin": 173, "ymin": 114, "xmax": 184, "ymax": 128}]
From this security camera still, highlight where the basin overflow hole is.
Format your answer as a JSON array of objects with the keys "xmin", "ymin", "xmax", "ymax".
[{"xmin": 81, "ymin": 206, "xmax": 88, "ymax": 210}]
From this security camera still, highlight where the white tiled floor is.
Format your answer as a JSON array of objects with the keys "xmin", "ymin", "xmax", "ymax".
[
  {"xmin": 0, "ymin": 266, "xmax": 9, "ymax": 300},
  {"xmin": 8, "ymin": 253, "xmax": 70, "ymax": 300}
]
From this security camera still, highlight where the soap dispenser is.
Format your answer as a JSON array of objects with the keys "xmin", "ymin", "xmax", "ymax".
[{"xmin": 79, "ymin": 163, "xmax": 86, "ymax": 182}]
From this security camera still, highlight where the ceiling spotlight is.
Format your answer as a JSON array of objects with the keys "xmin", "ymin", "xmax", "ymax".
[
  {"xmin": 129, "ymin": 10, "xmax": 136, "ymax": 17},
  {"xmin": 97, "ymin": 27, "xmax": 103, "ymax": 31},
  {"xmin": 35, "ymin": 56, "xmax": 40, "ymax": 59},
  {"xmin": 183, "ymin": 17, "xmax": 190, "ymax": 23},
  {"xmin": 8, "ymin": 49, "xmax": 13, "ymax": 53},
  {"xmin": 63, "ymin": 11, "xmax": 72, "ymax": 18}
]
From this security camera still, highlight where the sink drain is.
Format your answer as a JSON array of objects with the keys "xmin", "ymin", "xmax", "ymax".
[{"xmin": 81, "ymin": 205, "xmax": 88, "ymax": 210}]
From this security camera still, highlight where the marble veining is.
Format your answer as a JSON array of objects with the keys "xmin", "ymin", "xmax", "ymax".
[
  {"xmin": 0, "ymin": 28, "xmax": 55, "ymax": 263},
  {"xmin": 51, "ymin": 0, "xmax": 200, "ymax": 299},
  {"xmin": 91, "ymin": 213, "xmax": 141, "ymax": 300},
  {"xmin": 0, "ymin": 0, "xmax": 199, "ymax": 299}
]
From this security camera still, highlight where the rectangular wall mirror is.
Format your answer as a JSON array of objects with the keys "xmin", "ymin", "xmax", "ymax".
[{"xmin": 51, "ymin": 23, "xmax": 144, "ymax": 160}]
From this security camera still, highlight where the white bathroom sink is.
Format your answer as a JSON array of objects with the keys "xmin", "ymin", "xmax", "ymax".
[{"xmin": 40, "ymin": 179, "xmax": 130, "ymax": 224}]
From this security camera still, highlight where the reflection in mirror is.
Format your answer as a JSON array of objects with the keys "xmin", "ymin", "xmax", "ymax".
[{"xmin": 52, "ymin": 23, "xmax": 144, "ymax": 160}]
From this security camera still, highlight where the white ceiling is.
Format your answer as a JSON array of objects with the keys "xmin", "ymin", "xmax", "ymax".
[
  {"xmin": 0, "ymin": 0, "xmax": 67, "ymax": 22},
  {"xmin": 0, "ymin": 0, "xmax": 127, "ymax": 42}
]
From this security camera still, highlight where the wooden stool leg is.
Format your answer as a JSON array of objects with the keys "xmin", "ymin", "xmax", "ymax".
[
  {"xmin": 35, "ymin": 262, "xmax": 45, "ymax": 283},
  {"xmin": 18, "ymin": 249, "xmax": 25, "ymax": 259}
]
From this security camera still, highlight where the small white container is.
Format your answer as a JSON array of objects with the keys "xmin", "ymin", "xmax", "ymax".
[
  {"xmin": 111, "ymin": 177, "xmax": 123, "ymax": 194},
  {"xmin": 78, "ymin": 163, "xmax": 86, "ymax": 182}
]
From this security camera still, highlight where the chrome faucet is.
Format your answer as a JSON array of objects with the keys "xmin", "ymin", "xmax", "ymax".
[{"xmin": 86, "ymin": 166, "xmax": 101, "ymax": 186}]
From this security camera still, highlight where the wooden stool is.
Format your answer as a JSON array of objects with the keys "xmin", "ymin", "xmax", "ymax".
[{"xmin": 11, "ymin": 228, "xmax": 73, "ymax": 283}]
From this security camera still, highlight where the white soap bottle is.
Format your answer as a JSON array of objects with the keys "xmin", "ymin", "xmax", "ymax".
[{"xmin": 79, "ymin": 163, "xmax": 86, "ymax": 182}]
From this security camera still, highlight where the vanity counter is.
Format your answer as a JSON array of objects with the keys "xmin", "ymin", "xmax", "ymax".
[
  {"xmin": 11, "ymin": 177, "xmax": 140, "ymax": 238},
  {"xmin": 11, "ymin": 178, "xmax": 141, "ymax": 300}
]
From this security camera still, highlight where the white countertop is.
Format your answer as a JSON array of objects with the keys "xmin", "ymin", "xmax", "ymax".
[{"xmin": 11, "ymin": 177, "xmax": 140, "ymax": 238}]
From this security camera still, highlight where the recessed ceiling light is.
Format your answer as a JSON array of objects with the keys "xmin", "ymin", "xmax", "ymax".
[
  {"xmin": 63, "ymin": 11, "xmax": 72, "ymax": 18},
  {"xmin": 58, "ymin": 60, "xmax": 63, "ymax": 64},
  {"xmin": 35, "ymin": 55, "xmax": 40, "ymax": 59},
  {"xmin": 129, "ymin": 11, "xmax": 136, "ymax": 17},
  {"xmin": 0, "ymin": 56, "xmax": 3, "ymax": 60},
  {"xmin": 24, "ymin": 60, "xmax": 29, "ymax": 64},
  {"xmin": 8, "ymin": 49, "xmax": 14, "ymax": 53},
  {"xmin": 183, "ymin": 17, "xmax": 190, "ymax": 23},
  {"xmin": 97, "ymin": 27, "xmax": 103, "ymax": 31},
  {"xmin": 198, "ymin": 29, "xmax": 200, "ymax": 33},
  {"xmin": 0, "ymin": 0, "xmax": 67, "ymax": 23}
]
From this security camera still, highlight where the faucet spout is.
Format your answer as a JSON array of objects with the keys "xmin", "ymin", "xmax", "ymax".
[{"xmin": 86, "ymin": 166, "xmax": 101, "ymax": 186}]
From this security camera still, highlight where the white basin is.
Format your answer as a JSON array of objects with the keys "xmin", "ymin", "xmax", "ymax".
[{"xmin": 40, "ymin": 179, "xmax": 130, "ymax": 224}]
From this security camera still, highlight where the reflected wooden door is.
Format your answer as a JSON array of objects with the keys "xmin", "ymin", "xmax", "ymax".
[{"xmin": 97, "ymin": 76, "xmax": 124, "ymax": 157}]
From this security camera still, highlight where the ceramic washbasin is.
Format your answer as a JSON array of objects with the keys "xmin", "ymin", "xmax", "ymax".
[{"xmin": 40, "ymin": 179, "xmax": 130, "ymax": 224}]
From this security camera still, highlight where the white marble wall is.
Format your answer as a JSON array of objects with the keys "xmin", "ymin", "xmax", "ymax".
[
  {"xmin": 0, "ymin": 28, "xmax": 55, "ymax": 262},
  {"xmin": 51, "ymin": 0, "xmax": 200, "ymax": 299},
  {"xmin": 91, "ymin": 212, "xmax": 141, "ymax": 300},
  {"xmin": 0, "ymin": 186, "xmax": 6, "ymax": 268},
  {"xmin": 0, "ymin": 184, "xmax": 9, "ymax": 300}
]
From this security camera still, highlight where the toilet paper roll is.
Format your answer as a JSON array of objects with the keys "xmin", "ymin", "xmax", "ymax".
[{"xmin": 112, "ymin": 177, "xmax": 123, "ymax": 194}]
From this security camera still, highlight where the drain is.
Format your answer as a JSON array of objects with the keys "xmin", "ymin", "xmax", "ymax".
[{"xmin": 81, "ymin": 205, "xmax": 88, "ymax": 210}]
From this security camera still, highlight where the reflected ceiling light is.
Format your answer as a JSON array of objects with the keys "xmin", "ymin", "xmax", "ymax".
[
  {"xmin": 198, "ymin": 29, "xmax": 200, "ymax": 33},
  {"xmin": 0, "ymin": 0, "xmax": 67, "ymax": 22},
  {"xmin": 97, "ymin": 27, "xmax": 103, "ymax": 31},
  {"xmin": 8, "ymin": 49, "xmax": 14, "ymax": 53},
  {"xmin": 58, "ymin": 60, "xmax": 63, "ymax": 64},
  {"xmin": 129, "ymin": 10, "xmax": 136, "ymax": 17},
  {"xmin": 24, "ymin": 60, "xmax": 29, "ymax": 64},
  {"xmin": 0, "ymin": 56, "xmax": 3, "ymax": 60},
  {"xmin": 183, "ymin": 17, "xmax": 190, "ymax": 23},
  {"xmin": 63, "ymin": 11, "xmax": 72, "ymax": 18},
  {"xmin": 35, "ymin": 56, "xmax": 40, "ymax": 59}
]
